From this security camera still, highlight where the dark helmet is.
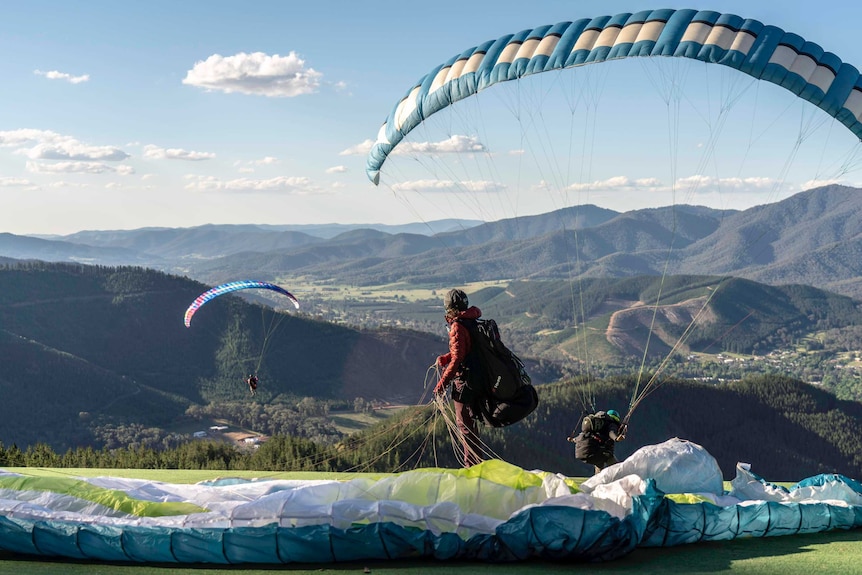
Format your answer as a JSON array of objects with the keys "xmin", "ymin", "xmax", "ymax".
[
  {"xmin": 606, "ymin": 409, "xmax": 621, "ymax": 423},
  {"xmin": 444, "ymin": 288, "xmax": 468, "ymax": 311}
]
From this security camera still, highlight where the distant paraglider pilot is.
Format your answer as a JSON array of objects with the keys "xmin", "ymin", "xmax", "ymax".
[
  {"xmin": 569, "ymin": 409, "xmax": 626, "ymax": 474},
  {"xmin": 246, "ymin": 374, "xmax": 259, "ymax": 396},
  {"xmin": 434, "ymin": 288, "xmax": 483, "ymax": 468}
]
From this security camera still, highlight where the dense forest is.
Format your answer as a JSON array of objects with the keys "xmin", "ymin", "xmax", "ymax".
[
  {"xmin": 0, "ymin": 262, "xmax": 443, "ymax": 450},
  {"xmin": 3, "ymin": 374, "xmax": 860, "ymax": 481}
]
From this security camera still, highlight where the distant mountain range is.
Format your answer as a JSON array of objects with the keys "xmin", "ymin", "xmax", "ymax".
[
  {"xmin": 4, "ymin": 185, "xmax": 862, "ymax": 298},
  {"xmin": 17, "ymin": 219, "xmax": 484, "ymax": 262}
]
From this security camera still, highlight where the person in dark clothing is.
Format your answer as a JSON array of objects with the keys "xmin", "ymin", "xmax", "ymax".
[
  {"xmin": 569, "ymin": 409, "xmax": 626, "ymax": 474},
  {"xmin": 434, "ymin": 288, "xmax": 483, "ymax": 467},
  {"xmin": 246, "ymin": 374, "xmax": 258, "ymax": 396}
]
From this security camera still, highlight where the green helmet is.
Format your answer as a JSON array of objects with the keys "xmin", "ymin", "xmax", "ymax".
[{"xmin": 606, "ymin": 409, "xmax": 621, "ymax": 423}]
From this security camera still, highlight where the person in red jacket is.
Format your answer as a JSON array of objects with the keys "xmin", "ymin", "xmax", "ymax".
[{"xmin": 434, "ymin": 288, "xmax": 483, "ymax": 467}]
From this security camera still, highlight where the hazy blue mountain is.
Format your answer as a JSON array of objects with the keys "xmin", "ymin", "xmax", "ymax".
[
  {"xmin": 42, "ymin": 218, "xmax": 483, "ymax": 244},
  {"xmin": 253, "ymin": 218, "xmax": 484, "ymax": 237},
  {"xmin": 674, "ymin": 185, "xmax": 862, "ymax": 295},
  {"xmin": 434, "ymin": 204, "xmax": 623, "ymax": 246},
  {"xmin": 8, "ymin": 185, "xmax": 862, "ymax": 298},
  {"xmin": 231, "ymin": 204, "xmax": 728, "ymax": 287},
  {"xmin": 0, "ymin": 232, "xmax": 159, "ymax": 266},
  {"xmin": 186, "ymin": 230, "xmax": 442, "ymax": 282},
  {"xmin": 54, "ymin": 225, "xmax": 323, "ymax": 260},
  {"xmin": 219, "ymin": 185, "xmax": 861, "ymax": 297}
]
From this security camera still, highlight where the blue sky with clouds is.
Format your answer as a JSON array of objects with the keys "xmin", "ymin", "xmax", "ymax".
[{"xmin": 2, "ymin": 0, "xmax": 862, "ymax": 234}]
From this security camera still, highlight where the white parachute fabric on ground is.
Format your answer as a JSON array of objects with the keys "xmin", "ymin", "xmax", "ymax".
[
  {"xmin": 1, "ymin": 447, "xmax": 861, "ymax": 564},
  {"xmin": 580, "ymin": 438, "xmax": 725, "ymax": 496},
  {"xmin": 575, "ymin": 474, "xmax": 650, "ymax": 519},
  {"xmin": 730, "ymin": 463, "xmax": 862, "ymax": 506},
  {"xmin": 0, "ymin": 460, "xmax": 575, "ymax": 534}
]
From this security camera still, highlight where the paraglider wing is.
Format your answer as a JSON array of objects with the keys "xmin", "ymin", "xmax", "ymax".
[
  {"xmin": 183, "ymin": 280, "xmax": 300, "ymax": 327},
  {"xmin": 366, "ymin": 8, "xmax": 862, "ymax": 184},
  {"xmin": 1, "ymin": 445, "xmax": 861, "ymax": 564}
]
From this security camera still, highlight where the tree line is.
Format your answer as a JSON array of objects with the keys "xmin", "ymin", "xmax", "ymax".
[{"xmin": 3, "ymin": 374, "xmax": 861, "ymax": 481}]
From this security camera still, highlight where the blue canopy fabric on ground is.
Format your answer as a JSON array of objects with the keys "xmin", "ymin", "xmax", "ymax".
[{"xmin": 0, "ymin": 439, "xmax": 860, "ymax": 564}]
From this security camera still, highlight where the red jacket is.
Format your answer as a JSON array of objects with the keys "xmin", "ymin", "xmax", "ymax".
[{"xmin": 437, "ymin": 306, "xmax": 482, "ymax": 388}]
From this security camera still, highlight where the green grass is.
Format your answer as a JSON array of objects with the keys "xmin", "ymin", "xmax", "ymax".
[
  {"xmin": 2, "ymin": 467, "xmax": 377, "ymax": 483},
  {"xmin": 279, "ymin": 277, "xmax": 509, "ymax": 303},
  {"xmin": 0, "ymin": 468, "xmax": 859, "ymax": 574},
  {"xmin": 2, "ymin": 530, "xmax": 860, "ymax": 575},
  {"xmin": 327, "ymin": 407, "xmax": 409, "ymax": 435}
]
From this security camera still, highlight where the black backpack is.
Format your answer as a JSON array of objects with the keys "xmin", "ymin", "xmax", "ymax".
[
  {"xmin": 582, "ymin": 412, "xmax": 608, "ymax": 433},
  {"xmin": 573, "ymin": 412, "xmax": 618, "ymax": 463},
  {"xmin": 457, "ymin": 318, "xmax": 538, "ymax": 427}
]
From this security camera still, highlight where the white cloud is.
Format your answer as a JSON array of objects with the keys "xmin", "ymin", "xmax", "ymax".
[
  {"xmin": 235, "ymin": 156, "xmax": 280, "ymax": 172},
  {"xmin": 0, "ymin": 129, "xmax": 69, "ymax": 147},
  {"xmin": 340, "ymin": 135, "xmax": 486, "ymax": 157},
  {"xmin": 184, "ymin": 174, "xmax": 319, "ymax": 193},
  {"xmin": 0, "ymin": 176, "xmax": 37, "ymax": 188},
  {"xmin": 2, "ymin": 129, "xmax": 129, "ymax": 162},
  {"xmin": 339, "ymin": 139, "xmax": 374, "ymax": 156},
  {"xmin": 26, "ymin": 160, "xmax": 135, "ymax": 175},
  {"xmin": 557, "ymin": 174, "xmax": 786, "ymax": 197},
  {"xmin": 391, "ymin": 179, "xmax": 505, "ymax": 193},
  {"xmin": 22, "ymin": 141, "xmax": 129, "ymax": 162},
  {"xmin": 675, "ymin": 175, "xmax": 778, "ymax": 193},
  {"xmin": 143, "ymin": 145, "xmax": 215, "ymax": 161},
  {"xmin": 564, "ymin": 176, "xmax": 663, "ymax": 192},
  {"xmin": 800, "ymin": 178, "xmax": 843, "ymax": 190},
  {"xmin": 48, "ymin": 181, "xmax": 88, "ymax": 189},
  {"xmin": 397, "ymin": 135, "xmax": 486, "ymax": 155},
  {"xmin": 34, "ymin": 69, "xmax": 90, "ymax": 84},
  {"xmin": 636, "ymin": 177, "xmax": 663, "ymax": 187},
  {"xmin": 183, "ymin": 51, "xmax": 322, "ymax": 97},
  {"xmin": 326, "ymin": 165, "xmax": 347, "ymax": 174}
]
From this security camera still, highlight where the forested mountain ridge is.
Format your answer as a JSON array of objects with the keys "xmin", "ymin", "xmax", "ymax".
[
  {"xmin": 0, "ymin": 262, "xmax": 444, "ymax": 451},
  {"xmin": 462, "ymin": 275, "xmax": 862, "ymax": 366}
]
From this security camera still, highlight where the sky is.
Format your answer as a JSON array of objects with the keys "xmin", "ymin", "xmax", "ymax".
[{"xmin": 2, "ymin": 0, "xmax": 862, "ymax": 235}]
